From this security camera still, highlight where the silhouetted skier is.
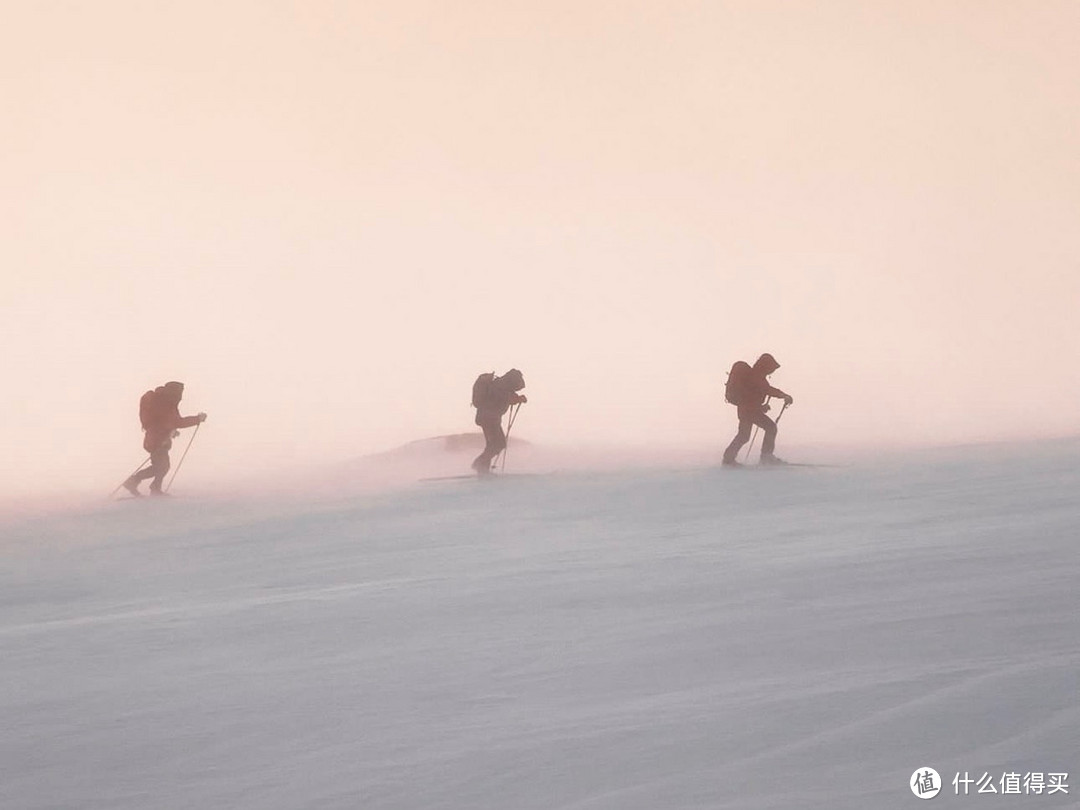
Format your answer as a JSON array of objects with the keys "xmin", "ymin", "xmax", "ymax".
[
  {"xmin": 124, "ymin": 381, "xmax": 206, "ymax": 496},
  {"xmin": 723, "ymin": 353, "xmax": 793, "ymax": 466},
  {"xmin": 471, "ymin": 369, "xmax": 526, "ymax": 475}
]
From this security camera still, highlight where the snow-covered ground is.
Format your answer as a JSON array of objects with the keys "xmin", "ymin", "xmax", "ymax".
[{"xmin": 1, "ymin": 440, "xmax": 1077, "ymax": 809}]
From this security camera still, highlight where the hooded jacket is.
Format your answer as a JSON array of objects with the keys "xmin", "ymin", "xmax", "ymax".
[
  {"xmin": 736, "ymin": 354, "xmax": 787, "ymax": 410},
  {"xmin": 141, "ymin": 382, "xmax": 201, "ymax": 451},
  {"xmin": 474, "ymin": 370, "xmax": 526, "ymax": 425}
]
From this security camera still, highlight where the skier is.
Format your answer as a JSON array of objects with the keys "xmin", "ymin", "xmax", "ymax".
[
  {"xmin": 722, "ymin": 353, "xmax": 793, "ymax": 466},
  {"xmin": 471, "ymin": 369, "xmax": 527, "ymax": 475},
  {"xmin": 123, "ymin": 381, "xmax": 206, "ymax": 496}
]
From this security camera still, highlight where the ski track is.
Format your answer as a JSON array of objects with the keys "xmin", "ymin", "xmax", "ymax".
[{"xmin": 1, "ymin": 443, "xmax": 1078, "ymax": 809}]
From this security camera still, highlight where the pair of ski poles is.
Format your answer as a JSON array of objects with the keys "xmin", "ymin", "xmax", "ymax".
[
  {"xmin": 108, "ymin": 423, "xmax": 202, "ymax": 498},
  {"xmin": 495, "ymin": 402, "xmax": 522, "ymax": 473},
  {"xmin": 743, "ymin": 398, "xmax": 788, "ymax": 462}
]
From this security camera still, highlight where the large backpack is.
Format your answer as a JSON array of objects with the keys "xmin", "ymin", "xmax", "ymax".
[
  {"xmin": 724, "ymin": 361, "xmax": 752, "ymax": 405},
  {"xmin": 139, "ymin": 389, "xmax": 158, "ymax": 430},
  {"xmin": 471, "ymin": 372, "xmax": 497, "ymax": 409}
]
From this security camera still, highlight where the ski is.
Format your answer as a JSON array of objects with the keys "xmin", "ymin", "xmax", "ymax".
[
  {"xmin": 420, "ymin": 473, "xmax": 545, "ymax": 483},
  {"xmin": 114, "ymin": 494, "xmax": 181, "ymax": 500},
  {"xmin": 720, "ymin": 462, "xmax": 843, "ymax": 471}
]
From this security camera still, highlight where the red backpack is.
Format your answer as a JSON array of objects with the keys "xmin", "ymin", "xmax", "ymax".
[
  {"xmin": 471, "ymin": 373, "xmax": 496, "ymax": 409},
  {"xmin": 724, "ymin": 361, "xmax": 752, "ymax": 405},
  {"xmin": 139, "ymin": 389, "xmax": 159, "ymax": 430}
]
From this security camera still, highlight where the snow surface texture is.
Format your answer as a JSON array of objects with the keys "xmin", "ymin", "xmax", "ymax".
[{"xmin": 2, "ymin": 442, "xmax": 1077, "ymax": 809}]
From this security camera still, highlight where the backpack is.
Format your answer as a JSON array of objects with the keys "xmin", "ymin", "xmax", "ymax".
[
  {"xmin": 471, "ymin": 372, "xmax": 497, "ymax": 409},
  {"xmin": 139, "ymin": 389, "xmax": 158, "ymax": 430},
  {"xmin": 724, "ymin": 361, "xmax": 752, "ymax": 405}
]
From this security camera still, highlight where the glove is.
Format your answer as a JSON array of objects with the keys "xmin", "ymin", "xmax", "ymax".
[
  {"xmin": 197, "ymin": 412, "xmax": 208, "ymax": 424},
  {"xmin": 783, "ymin": 395, "xmax": 794, "ymax": 406},
  {"xmin": 172, "ymin": 430, "xmax": 181, "ymax": 438},
  {"xmin": 516, "ymin": 395, "xmax": 528, "ymax": 404}
]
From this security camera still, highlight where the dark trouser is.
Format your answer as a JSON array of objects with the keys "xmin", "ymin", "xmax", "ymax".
[
  {"xmin": 723, "ymin": 406, "xmax": 777, "ymax": 462},
  {"xmin": 473, "ymin": 419, "xmax": 506, "ymax": 473},
  {"xmin": 132, "ymin": 441, "xmax": 172, "ymax": 492}
]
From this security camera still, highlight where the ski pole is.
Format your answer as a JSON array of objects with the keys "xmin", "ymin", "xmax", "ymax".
[
  {"xmin": 499, "ymin": 403, "xmax": 521, "ymax": 472},
  {"xmin": 109, "ymin": 456, "xmax": 151, "ymax": 499},
  {"xmin": 745, "ymin": 399, "xmax": 790, "ymax": 462},
  {"xmin": 743, "ymin": 425, "xmax": 759, "ymax": 462},
  {"xmin": 743, "ymin": 397, "xmax": 769, "ymax": 462},
  {"xmin": 165, "ymin": 423, "xmax": 201, "ymax": 493},
  {"xmin": 499, "ymin": 403, "xmax": 519, "ymax": 472}
]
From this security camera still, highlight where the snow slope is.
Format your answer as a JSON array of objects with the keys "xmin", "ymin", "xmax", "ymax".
[{"xmin": 1, "ymin": 441, "xmax": 1077, "ymax": 809}]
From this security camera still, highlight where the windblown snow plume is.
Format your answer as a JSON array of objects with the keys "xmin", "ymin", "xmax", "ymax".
[{"xmin": 1, "ymin": 440, "xmax": 1077, "ymax": 809}]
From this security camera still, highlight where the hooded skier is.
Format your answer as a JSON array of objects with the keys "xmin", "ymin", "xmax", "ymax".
[
  {"xmin": 124, "ymin": 381, "xmax": 206, "ymax": 496},
  {"xmin": 722, "ymin": 353, "xmax": 793, "ymax": 466},
  {"xmin": 471, "ymin": 369, "xmax": 526, "ymax": 475}
]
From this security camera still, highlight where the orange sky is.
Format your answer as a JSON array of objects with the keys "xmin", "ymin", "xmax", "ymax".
[{"xmin": 3, "ymin": 1, "xmax": 1079, "ymax": 498}]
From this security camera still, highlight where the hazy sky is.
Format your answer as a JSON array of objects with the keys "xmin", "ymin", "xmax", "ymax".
[{"xmin": 3, "ymin": 1, "xmax": 1079, "ymax": 497}]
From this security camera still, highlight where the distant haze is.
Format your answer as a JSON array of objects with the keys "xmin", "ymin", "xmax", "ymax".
[{"xmin": 3, "ymin": 1, "xmax": 1079, "ymax": 498}]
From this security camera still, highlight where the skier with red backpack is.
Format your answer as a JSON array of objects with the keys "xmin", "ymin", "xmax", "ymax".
[
  {"xmin": 470, "ymin": 369, "xmax": 527, "ymax": 475},
  {"xmin": 722, "ymin": 353, "xmax": 793, "ymax": 467},
  {"xmin": 123, "ymin": 381, "xmax": 206, "ymax": 496}
]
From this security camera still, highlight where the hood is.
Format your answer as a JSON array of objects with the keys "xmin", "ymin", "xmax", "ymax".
[
  {"xmin": 500, "ymin": 368, "xmax": 525, "ymax": 391},
  {"xmin": 159, "ymin": 381, "xmax": 185, "ymax": 403},
  {"xmin": 752, "ymin": 354, "xmax": 780, "ymax": 374}
]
